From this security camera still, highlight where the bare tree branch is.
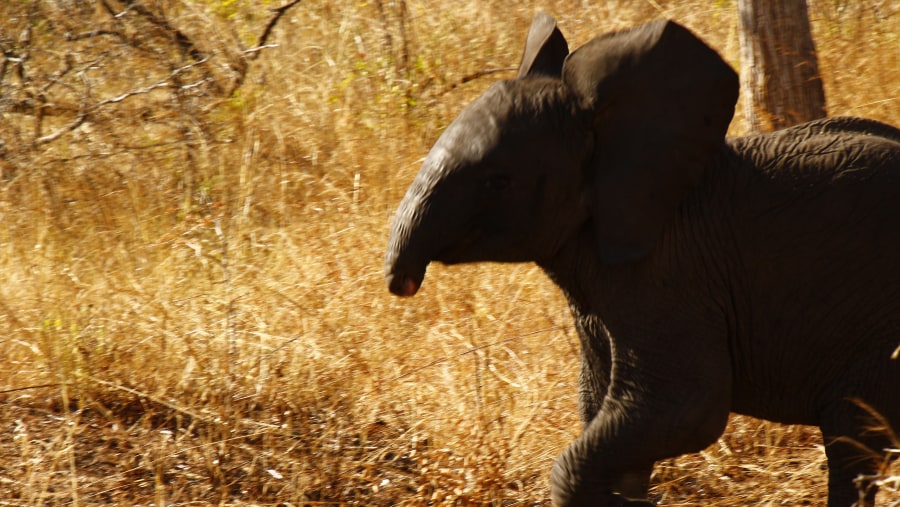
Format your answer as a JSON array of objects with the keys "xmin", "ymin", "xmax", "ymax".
[
  {"xmin": 10, "ymin": 0, "xmax": 292, "ymax": 152},
  {"xmin": 33, "ymin": 111, "xmax": 88, "ymax": 146},
  {"xmin": 121, "ymin": 0, "xmax": 207, "ymax": 62},
  {"xmin": 432, "ymin": 67, "xmax": 517, "ymax": 97},
  {"xmin": 33, "ymin": 57, "xmax": 210, "ymax": 147},
  {"xmin": 98, "ymin": 57, "xmax": 210, "ymax": 106},
  {"xmin": 242, "ymin": 44, "xmax": 279, "ymax": 56},
  {"xmin": 65, "ymin": 29, "xmax": 126, "ymax": 42},
  {"xmin": 6, "ymin": 54, "xmax": 107, "ymax": 117},
  {"xmin": 249, "ymin": 0, "xmax": 302, "ymax": 62},
  {"xmin": 226, "ymin": 0, "xmax": 302, "ymax": 96}
]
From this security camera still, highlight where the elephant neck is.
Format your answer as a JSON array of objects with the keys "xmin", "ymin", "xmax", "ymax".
[
  {"xmin": 536, "ymin": 223, "xmax": 624, "ymax": 315},
  {"xmin": 537, "ymin": 152, "xmax": 738, "ymax": 318}
]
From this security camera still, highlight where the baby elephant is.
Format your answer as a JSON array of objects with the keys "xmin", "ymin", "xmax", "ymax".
[{"xmin": 385, "ymin": 13, "xmax": 900, "ymax": 507}]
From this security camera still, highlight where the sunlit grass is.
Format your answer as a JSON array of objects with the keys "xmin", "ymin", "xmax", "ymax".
[{"xmin": 0, "ymin": 0, "xmax": 897, "ymax": 504}]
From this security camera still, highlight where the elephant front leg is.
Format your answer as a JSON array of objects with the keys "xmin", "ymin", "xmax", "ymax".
[
  {"xmin": 577, "ymin": 318, "xmax": 654, "ymax": 502},
  {"xmin": 552, "ymin": 366, "xmax": 731, "ymax": 506},
  {"xmin": 576, "ymin": 316, "xmax": 611, "ymax": 424},
  {"xmin": 551, "ymin": 447, "xmax": 655, "ymax": 506},
  {"xmin": 551, "ymin": 432, "xmax": 657, "ymax": 507}
]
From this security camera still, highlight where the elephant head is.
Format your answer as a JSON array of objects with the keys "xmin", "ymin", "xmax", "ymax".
[{"xmin": 385, "ymin": 14, "xmax": 738, "ymax": 297}]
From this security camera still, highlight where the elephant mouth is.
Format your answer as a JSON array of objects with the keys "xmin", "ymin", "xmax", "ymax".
[
  {"xmin": 386, "ymin": 267, "xmax": 425, "ymax": 297},
  {"xmin": 386, "ymin": 236, "xmax": 469, "ymax": 297},
  {"xmin": 433, "ymin": 227, "xmax": 481, "ymax": 265},
  {"xmin": 386, "ymin": 224, "xmax": 481, "ymax": 297}
]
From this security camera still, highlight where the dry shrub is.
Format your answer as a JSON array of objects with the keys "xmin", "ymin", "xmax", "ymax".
[{"xmin": 0, "ymin": 0, "xmax": 897, "ymax": 505}]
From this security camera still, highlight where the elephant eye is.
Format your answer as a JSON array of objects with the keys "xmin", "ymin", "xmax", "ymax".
[{"xmin": 484, "ymin": 175, "xmax": 510, "ymax": 192}]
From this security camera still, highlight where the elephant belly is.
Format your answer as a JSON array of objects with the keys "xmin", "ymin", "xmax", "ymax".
[
  {"xmin": 729, "ymin": 382, "xmax": 820, "ymax": 426},
  {"xmin": 729, "ymin": 335, "xmax": 900, "ymax": 430}
]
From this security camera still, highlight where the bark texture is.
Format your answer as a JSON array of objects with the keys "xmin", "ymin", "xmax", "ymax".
[{"xmin": 738, "ymin": 0, "xmax": 827, "ymax": 132}]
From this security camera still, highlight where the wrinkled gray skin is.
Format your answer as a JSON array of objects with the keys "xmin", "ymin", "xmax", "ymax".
[{"xmin": 385, "ymin": 14, "xmax": 900, "ymax": 507}]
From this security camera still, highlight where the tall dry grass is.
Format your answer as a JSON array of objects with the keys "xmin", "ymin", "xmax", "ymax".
[{"xmin": 0, "ymin": 0, "xmax": 897, "ymax": 505}]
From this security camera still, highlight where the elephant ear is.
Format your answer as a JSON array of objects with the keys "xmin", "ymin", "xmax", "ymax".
[
  {"xmin": 562, "ymin": 20, "xmax": 738, "ymax": 263},
  {"xmin": 517, "ymin": 13, "xmax": 569, "ymax": 78}
]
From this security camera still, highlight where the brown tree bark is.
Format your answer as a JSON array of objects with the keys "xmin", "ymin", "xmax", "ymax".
[{"xmin": 738, "ymin": 0, "xmax": 827, "ymax": 133}]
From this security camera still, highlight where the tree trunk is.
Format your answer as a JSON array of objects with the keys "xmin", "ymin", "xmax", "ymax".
[{"xmin": 738, "ymin": 0, "xmax": 827, "ymax": 133}]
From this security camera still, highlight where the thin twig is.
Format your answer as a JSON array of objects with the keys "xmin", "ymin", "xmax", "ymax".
[
  {"xmin": 33, "ymin": 57, "xmax": 210, "ymax": 146},
  {"xmin": 390, "ymin": 326, "xmax": 563, "ymax": 382},
  {"xmin": 225, "ymin": 0, "xmax": 302, "ymax": 97},
  {"xmin": 89, "ymin": 376, "xmax": 214, "ymax": 424},
  {"xmin": 0, "ymin": 383, "xmax": 66, "ymax": 395},
  {"xmin": 434, "ymin": 66, "xmax": 517, "ymax": 96},
  {"xmin": 124, "ymin": 1, "xmax": 206, "ymax": 62},
  {"xmin": 33, "ymin": 111, "xmax": 87, "ymax": 146},
  {"xmin": 97, "ymin": 56, "xmax": 210, "ymax": 106},
  {"xmin": 64, "ymin": 29, "xmax": 125, "ymax": 42},
  {"xmin": 242, "ymin": 44, "xmax": 279, "ymax": 55},
  {"xmin": 249, "ymin": 0, "xmax": 303, "ymax": 62},
  {"xmin": 458, "ymin": 67, "xmax": 517, "ymax": 85}
]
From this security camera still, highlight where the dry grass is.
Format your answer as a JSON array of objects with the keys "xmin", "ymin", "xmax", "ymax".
[{"xmin": 0, "ymin": 0, "xmax": 897, "ymax": 505}]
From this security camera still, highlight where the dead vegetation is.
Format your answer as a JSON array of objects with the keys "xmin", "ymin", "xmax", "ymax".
[{"xmin": 0, "ymin": 0, "xmax": 897, "ymax": 505}]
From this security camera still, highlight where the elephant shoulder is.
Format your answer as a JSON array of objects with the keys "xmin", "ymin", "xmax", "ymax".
[
  {"xmin": 798, "ymin": 116, "xmax": 900, "ymax": 144},
  {"xmin": 727, "ymin": 117, "xmax": 900, "ymax": 179},
  {"xmin": 729, "ymin": 117, "xmax": 900, "ymax": 149}
]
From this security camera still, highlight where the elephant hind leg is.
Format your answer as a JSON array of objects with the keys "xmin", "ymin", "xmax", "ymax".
[
  {"xmin": 822, "ymin": 438, "xmax": 880, "ymax": 507},
  {"xmin": 820, "ymin": 403, "xmax": 893, "ymax": 507},
  {"xmin": 613, "ymin": 465, "xmax": 653, "ymax": 502}
]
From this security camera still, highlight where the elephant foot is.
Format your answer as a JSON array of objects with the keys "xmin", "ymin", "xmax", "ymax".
[
  {"xmin": 550, "ymin": 446, "xmax": 655, "ymax": 507},
  {"xmin": 552, "ymin": 491, "xmax": 655, "ymax": 507},
  {"xmin": 610, "ymin": 493, "xmax": 656, "ymax": 507}
]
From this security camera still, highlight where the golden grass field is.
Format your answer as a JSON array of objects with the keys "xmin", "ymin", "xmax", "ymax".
[{"xmin": 0, "ymin": 0, "xmax": 897, "ymax": 505}]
